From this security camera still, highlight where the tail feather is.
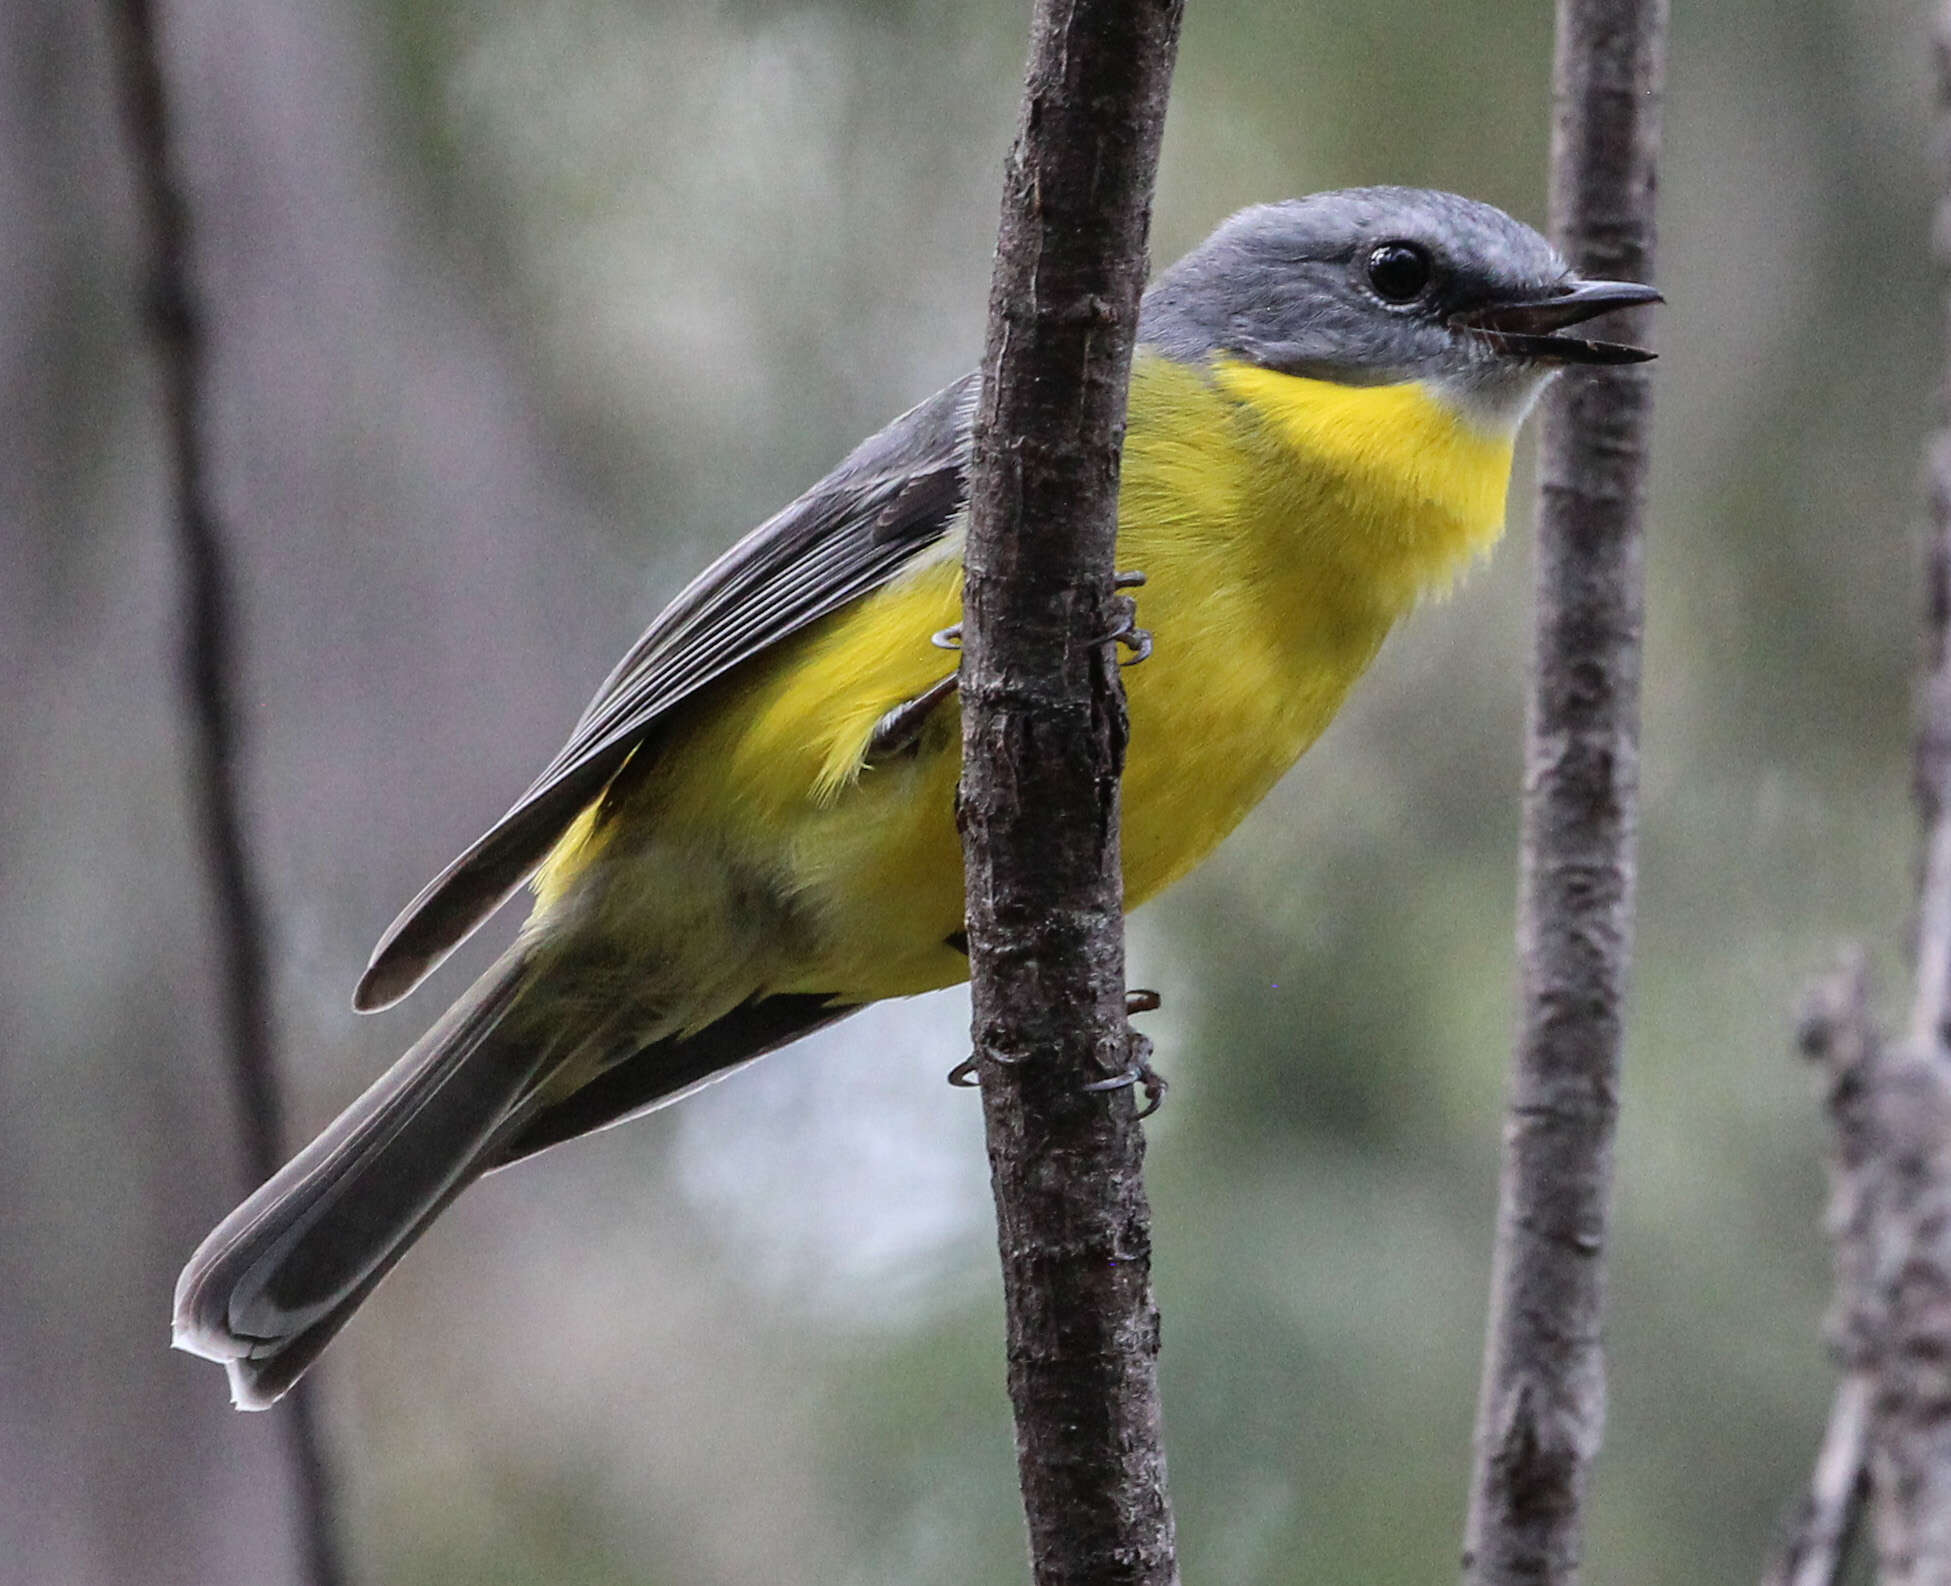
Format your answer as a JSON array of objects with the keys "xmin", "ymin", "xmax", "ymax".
[
  {"xmin": 172, "ymin": 946, "xmax": 542, "ymax": 1405},
  {"xmin": 174, "ymin": 955, "xmax": 861, "ymax": 1408},
  {"xmin": 214, "ymin": 1163, "xmax": 486, "ymax": 1410}
]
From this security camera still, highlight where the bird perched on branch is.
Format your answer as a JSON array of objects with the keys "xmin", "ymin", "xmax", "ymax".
[{"xmin": 174, "ymin": 187, "xmax": 1657, "ymax": 1408}]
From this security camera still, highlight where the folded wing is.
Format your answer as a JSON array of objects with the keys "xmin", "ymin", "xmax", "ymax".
[{"xmin": 354, "ymin": 372, "xmax": 978, "ymax": 1012}]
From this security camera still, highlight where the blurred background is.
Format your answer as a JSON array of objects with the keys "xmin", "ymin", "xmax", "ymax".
[{"xmin": 0, "ymin": 0, "xmax": 1928, "ymax": 1580}]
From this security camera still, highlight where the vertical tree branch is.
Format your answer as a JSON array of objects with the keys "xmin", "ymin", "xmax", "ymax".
[
  {"xmin": 1768, "ymin": 956, "xmax": 1911, "ymax": 1586},
  {"xmin": 1783, "ymin": 942, "xmax": 1951, "ymax": 1586},
  {"xmin": 957, "ymin": 1, "xmax": 1183, "ymax": 1582},
  {"xmin": 1764, "ymin": 953, "xmax": 1884, "ymax": 1586},
  {"xmin": 104, "ymin": 3, "xmax": 343, "ymax": 1583},
  {"xmin": 1764, "ymin": 15, "xmax": 1951, "ymax": 1580},
  {"xmin": 1462, "ymin": 2, "xmax": 1666, "ymax": 1582},
  {"xmin": 1916, "ymin": 3, "xmax": 1951, "ymax": 1058}
]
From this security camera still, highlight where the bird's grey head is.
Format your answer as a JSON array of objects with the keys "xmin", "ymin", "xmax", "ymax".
[{"xmin": 1141, "ymin": 187, "xmax": 1658, "ymax": 433}]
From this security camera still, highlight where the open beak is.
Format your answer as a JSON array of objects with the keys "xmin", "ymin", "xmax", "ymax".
[{"xmin": 1452, "ymin": 278, "xmax": 1662, "ymax": 365}]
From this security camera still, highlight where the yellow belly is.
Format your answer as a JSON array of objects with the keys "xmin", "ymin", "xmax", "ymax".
[{"xmin": 533, "ymin": 353, "xmax": 1515, "ymax": 1008}]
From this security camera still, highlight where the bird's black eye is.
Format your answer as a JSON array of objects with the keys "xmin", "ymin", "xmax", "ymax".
[{"xmin": 1366, "ymin": 241, "xmax": 1433, "ymax": 303}]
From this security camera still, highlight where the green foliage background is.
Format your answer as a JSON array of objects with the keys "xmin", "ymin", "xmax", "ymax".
[{"xmin": 3, "ymin": 0, "xmax": 1932, "ymax": 1580}]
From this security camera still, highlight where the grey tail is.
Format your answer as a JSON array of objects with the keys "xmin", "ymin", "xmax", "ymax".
[
  {"xmin": 172, "ymin": 945, "xmax": 546, "ymax": 1410},
  {"xmin": 174, "ymin": 957, "xmax": 857, "ymax": 1409}
]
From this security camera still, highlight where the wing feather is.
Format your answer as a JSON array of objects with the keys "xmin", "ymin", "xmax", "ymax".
[{"xmin": 353, "ymin": 372, "xmax": 977, "ymax": 1012}]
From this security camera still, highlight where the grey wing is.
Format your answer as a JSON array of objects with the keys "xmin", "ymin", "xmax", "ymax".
[{"xmin": 353, "ymin": 371, "xmax": 978, "ymax": 1012}]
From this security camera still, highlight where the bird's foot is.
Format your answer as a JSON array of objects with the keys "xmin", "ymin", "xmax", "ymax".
[
  {"xmin": 946, "ymin": 991, "xmax": 1164, "ymax": 1113},
  {"xmin": 1082, "ymin": 987, "xmax": 1168, "ymax": 1117},
  {"xmin": 933, "ymin": 572, "xmax": 1149, "ymax": 666},
  {"xmin": 1106, "ymin": 570, "xmax": 1152, "ymax": 666},
  {"xmin": 945, "ymin": 1049, "xmax": 1026, "ymax": 1088}
]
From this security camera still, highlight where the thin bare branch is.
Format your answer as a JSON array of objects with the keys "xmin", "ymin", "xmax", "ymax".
[
  {"xmin": 1764, "ymin": 962, "xmax": 1880, "ymax": 1586},
  {"xmin": 1461, "ymin": 2, "xmax": 1666, "ymax": 1582},
  {"xmin": 957, "ymin": 0, "xmax": 1184, "ymax": 1582},
  {"xmin": 104, "ymin": 3, "xmax": 342, "ymax": 1582},
  {"xmin": 1914, "ymin": 3, "xmax": 1951, "ymax": 1054},
  {"xmin": 1769, "ymin": 13, "xmax": 1951, "ymax": 1582},
  {"xmin": 1791, "ymin": 952, "xmax": 1951, "ymax": 1586},
  {"xmin": 1758, "ymin": 1374, "xmax": 1872, "ymax": 1586}
]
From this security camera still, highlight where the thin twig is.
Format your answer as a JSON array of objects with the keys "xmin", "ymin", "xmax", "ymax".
[
  {"xmin": 1761, "ymin": 1375, "xmax": 1873, "ymax": 1586},
  {"xmin": 957, "ymin": 0, "xmax": 1184, "ymax": 1582},
  {"xmin": 104, "ymin": 3, "xmax": 343, "ymax": 1583},
  {"xmin": 1460, "ymin": 2, "xmax": 1666, "ymax": 1583},
  {"xmin": 1914, "ymin": 2, "xmax": 1951, "ymax": 1052},
  {"xmin": 1787, "ymin": 952, "xmax": 1951, "ymax": 1586},
  {"xmin": 1764, "ymin": 961, "xmax": 1880, "ymax": 1586}
]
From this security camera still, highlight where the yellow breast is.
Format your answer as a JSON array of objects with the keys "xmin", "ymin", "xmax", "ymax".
[
  {"xmin": 1112, "ymin": 354, "xmax": 1516, "ymax": 905},
  {"xmin": 535, "ymin": 352, "xmax": 1517, "ymax": 1006}
]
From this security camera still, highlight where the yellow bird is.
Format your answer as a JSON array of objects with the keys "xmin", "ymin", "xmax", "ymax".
[{"xmin": 175, "ymin": 186, "xmax": 1657, "ymax": 1407}]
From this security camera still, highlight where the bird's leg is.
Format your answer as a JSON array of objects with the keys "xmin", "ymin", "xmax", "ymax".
[
  {"xmin": 865, "ymin": 672, "xmax": 959, "ymax": 762},
  {"xmin": 863, "ymin": 621, "xmax": 970, "ymax": 764}
]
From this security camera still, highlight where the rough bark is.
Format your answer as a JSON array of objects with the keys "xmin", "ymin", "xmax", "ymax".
[
  {"xmin": 105, "ymin": 3, "xmax": 342, "ymax": 1582},
  {"xmin": 1461, "ymin": 2, "xmax": 1666, "ymax": 1582},
  {"xmin": 956, "ymin": 1, "xmax": 1184, "ymax": 1583},
  {"xmin": 1770, "ymin": 955, "xmax": 1951, "ymax": 1586},
  {"xmin": 1763, "ymin": 16, "xmax": 1951, "ymax": 1578}
]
